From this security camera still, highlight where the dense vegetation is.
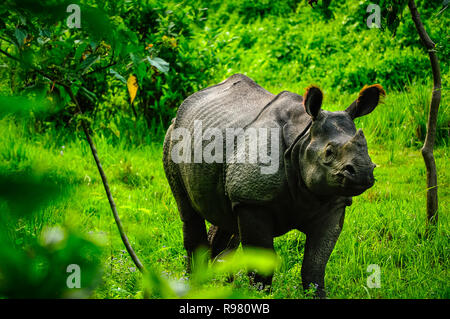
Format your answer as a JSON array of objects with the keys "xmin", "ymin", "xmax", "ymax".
[{"xmin": 0, "ymin": 0, "xmax": 448, "ymax": 298}]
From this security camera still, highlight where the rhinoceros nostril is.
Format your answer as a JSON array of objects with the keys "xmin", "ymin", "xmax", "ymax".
[{"xmin": 344, "ymin": 164, "xmax": 356, "ymax": 175}]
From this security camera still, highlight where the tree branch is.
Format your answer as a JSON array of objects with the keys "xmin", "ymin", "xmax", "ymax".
[
  {"xmin": 64, "ymin": 86, "xmax": 145, "ymax": 273},
  {"xmin": 0, "ymin": 48, "xmax": 20, "ymax": 63},
  {"xmin": 408, "ymin": 0, "xmax": 441, "ymax": 227}
]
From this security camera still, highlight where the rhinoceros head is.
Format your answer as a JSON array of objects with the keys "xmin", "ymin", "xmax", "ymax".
[{"xmin": 299, "ymin": 84, "xmax": 385, "ymax": 197}]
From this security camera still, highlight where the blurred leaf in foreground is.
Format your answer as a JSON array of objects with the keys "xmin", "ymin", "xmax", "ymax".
[
  {"xmin": 0, "ymin": 169, "xmax": 102, "ymax": 298},
  {"xmin": 0, "ymin": 225, "xmax": 102, "ymax": 298},
  {"xmin": 143, "ymin": 247, "xmax": 280, "ymax": 299},
  {"xmin": 0, "ymin": 171, "xmax": 67, "ymax": 217}
]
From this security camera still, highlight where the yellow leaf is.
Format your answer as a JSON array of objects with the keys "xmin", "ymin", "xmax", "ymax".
[{"xmin": 127, "ymin": 75, "xmax": 138, "ymax": 104}]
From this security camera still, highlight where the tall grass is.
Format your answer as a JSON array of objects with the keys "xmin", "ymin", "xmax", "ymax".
[{"xmin": 0, "ymin": 83, "xmax": 448, "ymax": 298}]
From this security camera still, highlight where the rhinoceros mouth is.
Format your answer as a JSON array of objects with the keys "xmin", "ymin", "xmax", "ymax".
[
  {"xmin": 350, "ymin": 181, "xmax": 374, "ymax": 190},
  {"xmin": 333, "ymin": 171, "xmax": 375, "ymax": 195}
]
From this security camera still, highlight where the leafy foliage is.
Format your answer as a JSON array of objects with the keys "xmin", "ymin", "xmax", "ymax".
[
  {"xmin": 0, "ymin": 0, "xmax": 447, "ymax": 143},
  {"xmin": 0, "ymin": 0, "xmax": 214, "ymax": 133}
]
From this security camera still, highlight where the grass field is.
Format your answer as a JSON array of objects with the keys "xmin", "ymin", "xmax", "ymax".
[
  {"xmin": 1, "ymin": 83, "xmax": 448, "ymax": 299},
  {"xmin": 0, "ymin": 0, "xmax": 448, "ymax": 299}
]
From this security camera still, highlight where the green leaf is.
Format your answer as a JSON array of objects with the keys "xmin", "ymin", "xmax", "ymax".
[
  {"xmin": 79, "ymin": 86, "xmax": 97, "ymax": 103},
  {"xmin": 74, "ymin": 41, "xmax": 88, "ymax": 61},
  {"xmin": 0, "ymin": 227, "xmax": 102, "ymax": 298},
  {"xmin": 78, "ymin": 54, "xmax": 100, "ymax": 74},
  {"xmin": 142, "ymin": 267, "xmax": 178, "ymax": 298},
  {"xmin": 146, "ymin": 56, "xmax": 170, "ymax": 73},
  {"xmin": 108, "ymin": 121, "xmax": 120, "ymax": 138},
  {"xmin": 14, "ymin": 28, "xmax": 27, "ymax": 47},
  {"xmin": 39, "ymin": 29, "xmax": 51, "ymax": 38},
  {"xmin": 109, "ymin": 68, "xmax": 127, "ymax": 84},
  {"xmin": 129, "ymin": 52, "xmax": 141, "ymax": 66}
]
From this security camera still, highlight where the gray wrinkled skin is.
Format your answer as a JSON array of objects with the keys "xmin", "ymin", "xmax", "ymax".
[{"xmin": 163, "ymin": 74, "xmax": 384, "ymax": 298}]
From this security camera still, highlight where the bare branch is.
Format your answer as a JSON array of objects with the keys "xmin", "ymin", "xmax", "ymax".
[
  {"xmin": 64, "ymin": 86, "xmax": 146, "ymax": 273},
  {"xmin": 408, "ymin": 0, "xmax": 442, "ymax": 228}
]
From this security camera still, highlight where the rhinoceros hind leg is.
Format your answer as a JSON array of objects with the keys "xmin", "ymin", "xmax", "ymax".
[
  {"xmin": 181, "ymin": 208, "xmax": 208, "ymax": 274},
  {"xmin": 163, "ymin": 125, "xmax": 209, "ymax": 274}
]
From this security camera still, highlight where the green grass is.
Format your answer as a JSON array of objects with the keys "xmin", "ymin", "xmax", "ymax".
[
  {"xmin": 0, "ymin": 0, "xmax": 448, "ymax": 298},
  {"xmin": 0, "ymin": 83, "xmax": 448, "ymax": 298}
]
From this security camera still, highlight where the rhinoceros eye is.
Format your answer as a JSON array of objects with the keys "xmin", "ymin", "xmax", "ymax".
[
  {"xmin": 323, "ymin": 144, "xmax": 335, "ymax": 164},
  {"xmin": 325, "ymin": 144, "xmax": 335, "ymax": 158}
]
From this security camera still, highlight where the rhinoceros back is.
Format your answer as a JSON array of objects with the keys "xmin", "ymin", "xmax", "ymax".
[
  {"xmin": 174, "ymin": 73, "xmax": 275, "ymax": 132},
  {"xmin": 166, "ymin": 74, "xmax": 277, "ymax": 227}
]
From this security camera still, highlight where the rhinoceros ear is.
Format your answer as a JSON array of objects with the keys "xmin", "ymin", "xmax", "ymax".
[
  {"xmin": 303, "ymin": 85, "xmax": 323, "ymax": 120},
  {"xmin": 345, "ymin": 84, "xmax": 385, "ymax": 119}
]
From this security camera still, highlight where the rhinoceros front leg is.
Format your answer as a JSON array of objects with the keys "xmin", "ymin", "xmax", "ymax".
[
  {"xmin": 235, "ymin": 204, "xmax": 274, "ymax": 290},
  {"xmin": 301, "ymin": 208, "xmax": 345, "ymax": 298},
  {"xmin": 208, "ymin": 225, "xmax": 240, "ymax": 261}
]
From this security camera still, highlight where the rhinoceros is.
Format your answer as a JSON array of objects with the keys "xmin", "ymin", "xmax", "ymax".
[{"xmin": 163, "ymin": 73, "xmax": 385, "ymax": 297}]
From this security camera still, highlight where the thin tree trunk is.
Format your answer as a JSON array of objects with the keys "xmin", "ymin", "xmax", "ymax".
[
  {"xmin": 408, "ymin": 0, "xmax": 441, "ymax": 228},
  {"xmin": 65, "ymin": 86, "xmax": 145, "ymax": 273}
]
